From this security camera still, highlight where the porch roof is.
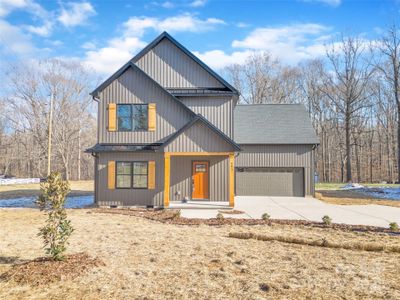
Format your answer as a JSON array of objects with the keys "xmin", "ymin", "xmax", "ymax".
[{"xmin": 85, "ymin": 143, "xmax": 161, "ymax": 153}]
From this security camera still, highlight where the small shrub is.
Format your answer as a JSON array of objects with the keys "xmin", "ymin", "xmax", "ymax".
[
  {"xmin": 322, "ymin": 215, "xmax": 332, "ymax": 225},
  {"xmin": 261, "ymin": 213, "xmax": 270, "ymax": 220},
  {"xmin": 216, "ymin": 212, "xmax": 224, "ymax": 220},
  {"xmin": 389, "ymin": 222, "xmax": 399, "ymax": 231},
  {"xmin": 36, "ymin": 172, "xmax": 73, "ymax": 261}
]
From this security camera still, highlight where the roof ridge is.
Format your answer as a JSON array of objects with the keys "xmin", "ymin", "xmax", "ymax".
[{"xmin": 130, "ymin": 31, "xmax": 239, "ymax": 95}]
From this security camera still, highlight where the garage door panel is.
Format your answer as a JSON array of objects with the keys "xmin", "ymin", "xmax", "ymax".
[{"xmin": 236, "ymin": 167, "xmax": 304, "ymax": 197}]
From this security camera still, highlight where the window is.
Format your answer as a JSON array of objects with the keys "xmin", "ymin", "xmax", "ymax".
[
  {"xmin": 116, "ymin": 162, "xmax": 131, "ymax": 188},
  {"xmin": 195, "ymin": 164, "xmax": 207, "ymax": 172},
  {"xmin": 117, "ymin": 104, "xmax": 148, "ymax": 131},
  {"xmin": 116, "ymin": 161, "xmax": 148, "ymax": 189},
  {"xmin": 133, "ymin": 162, "xmax": 148, "ymax": 188}
]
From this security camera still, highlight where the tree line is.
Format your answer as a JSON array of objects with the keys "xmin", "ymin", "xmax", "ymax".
[
  {"xmin": 0, "ymin": 60, "xmax": 96, "ymax": 181},
  {"xmin": 224, "ymin": 25, "xmax": 400, "ymax": 183},
  {"xmin": 1, "ymin": 25, "xmax": 400, "ymax": 183}
]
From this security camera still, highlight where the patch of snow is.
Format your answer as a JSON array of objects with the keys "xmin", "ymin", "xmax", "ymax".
[
  {"xmin": 0, "ymin": 195, "xmax": 94, "ymax": 208},
  {"xmin": 360, "ymin": 187, "xmax": 400, "ymax": 200},
  {"xmin": 341, "ymin": 183, "xmax": 365, "ymax": 190},
  {"xmin": 0, "ymin": 178, "xmax": 40, "ymax": 185}
]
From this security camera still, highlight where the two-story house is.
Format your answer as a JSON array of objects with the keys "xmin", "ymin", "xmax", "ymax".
[{"xmin": 87, "ymin": 32, "xmax": 319, "ymax": 208}]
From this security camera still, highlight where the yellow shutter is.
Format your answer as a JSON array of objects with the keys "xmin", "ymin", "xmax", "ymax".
[
  {"xmin": 148, "ymin": 103, "xmax": 156, "ymax": 131},
  {"xmin": 148, "ymin": 161, "xmax": 156, "ymax": 189},
  {"xmin": 108, "ymin": 103, "xmax": 117, "ymax": 131},
  {"xmin": 108, "ymin": 161, "xmax": 115, "ymax": 189}
]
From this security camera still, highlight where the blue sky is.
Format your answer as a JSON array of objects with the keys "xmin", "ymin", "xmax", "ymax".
[{"xmin": 0, "ymin": 0, "xmax": 398, "ymax": 77}]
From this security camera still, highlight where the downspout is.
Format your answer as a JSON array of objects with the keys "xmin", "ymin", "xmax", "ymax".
[{"xmin": 91, "ymin": 94, "xmax": 100, "ymax": 206}]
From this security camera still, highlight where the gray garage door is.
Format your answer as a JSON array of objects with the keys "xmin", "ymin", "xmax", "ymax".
[{"xmin": 236, "ymin": 167, "xmax": 304, "ymax": 197}]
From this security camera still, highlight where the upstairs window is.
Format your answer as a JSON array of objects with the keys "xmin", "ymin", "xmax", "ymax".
[{"xmin": 117, "ymin": 104, "xmax": 148, "ymax": 131}]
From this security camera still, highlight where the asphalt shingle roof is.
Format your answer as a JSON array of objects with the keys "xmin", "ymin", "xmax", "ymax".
[{"xmin": 234, "ymin": 104, "xmax": 319, "ymax": 145}]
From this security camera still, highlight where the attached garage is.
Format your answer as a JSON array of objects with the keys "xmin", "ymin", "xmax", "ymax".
[
  {"xmin": 234, "ymin": 105, "xmax": 319, "ymax": 197},
  {"xmin": 236, "ymin": 167, "xmax": 304, "ymax": 197}
]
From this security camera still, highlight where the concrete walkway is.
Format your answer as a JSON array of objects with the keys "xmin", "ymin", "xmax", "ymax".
[{"xmin": 179, "ymin": 196, "xmax": 400, "ymax": 227}]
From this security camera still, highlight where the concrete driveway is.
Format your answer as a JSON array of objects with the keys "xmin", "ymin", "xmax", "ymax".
[{"xmin": 180, "ymin": 196, "xmax": 400, "ymax": 227}]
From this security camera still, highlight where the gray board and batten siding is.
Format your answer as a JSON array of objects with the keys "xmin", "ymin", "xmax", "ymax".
[
  {"xmin": 235, "ymin": 144, "xmax": 315, "ymax": 196},
  {"xmin": 97, "ymin": 66, "xmax": 192, "ymax": 144},
  {"xmin": 179, "ymin": 96, "xmax": 234, "ymax": 138},
  {"xmin": 163, "ymin": 120, "xmax": 237, "ymax": 153},
  {"xmin": 170, "ymin": 156, "xmax": 229, "ymax": 202},
  {"xmin": 136, "ymin": 38, "xmax": 225, "ymax": 89},
  {"xmin": 96, "ymin": 152, "xmax": 164, "ymax": 207}
]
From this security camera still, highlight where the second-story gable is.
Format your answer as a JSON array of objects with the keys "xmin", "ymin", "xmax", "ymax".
[
  {"xmin": 133, "ymin": 32, "xmax": 238, "ymax": 93},
  {"xmin": 91, "ymin": 32, "xmax": 239, "ymax": 146},
  {"xmin": 135, "ymin": 37, "xmax": 223, "ymax": 89},
  {"xmin": 96, "ymin": 63, "xmax": 193, "ymax": 144}
]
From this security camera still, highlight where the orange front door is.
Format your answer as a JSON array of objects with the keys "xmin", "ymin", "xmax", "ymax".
[{"xmin": 192, "ymin": 161, "xmax": 209, "ymax": 199}]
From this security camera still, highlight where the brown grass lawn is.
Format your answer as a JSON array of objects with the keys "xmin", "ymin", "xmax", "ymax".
[
  {"xmin": 0, "ymin": 209, "xmax": 399, "ymax": 299},
  {"xmin": 0, "ymin": 180, "xmax": 94, "ymax": 200}
]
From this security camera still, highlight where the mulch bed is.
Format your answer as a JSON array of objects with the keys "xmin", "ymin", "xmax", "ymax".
[
  {"xmin": 94, "ymin": 208, "xmax": 399, "ymax": 235},
  {"xmin": 0, "ymin": 253, "xmax": 104, "ymax": 286}
]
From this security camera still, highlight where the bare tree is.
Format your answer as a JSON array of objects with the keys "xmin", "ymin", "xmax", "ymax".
[
  {"xmin": 375, "ymin": 24, "xmax": 400, "ymax": 182},
  {"xmin": 322, "ymin": 36, "xmax": 375, "ymax": 182},
  {"xmin": 1, "ymin": 59, "xmax": 96, "ymax": 180}
]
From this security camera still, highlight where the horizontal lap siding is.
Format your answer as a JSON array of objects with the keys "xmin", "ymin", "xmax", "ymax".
[
  {"xmin": 180, "ymin": 96, "xmax": 234, "ymax": 138},
  {"xmin": 170, "ymin": 156, "xmax": 229, "ymax": 202},
  {"xmin": 98, "ymin": 67, "xmax": 191, "ymax": 144},
  {"xmin": 97, "ymin": 152, "xmax": 164, "ymax": 206},
  {"xmin": 164, "ymin": 122, "xmax": 235, "ymax": 152},
  {"xmin": 136, "ymin": 38, "xmax": 224, "ymax": 89},
  {"xmin": 236, "ymin": 144, "xmax": 315, "ymax": 196}
]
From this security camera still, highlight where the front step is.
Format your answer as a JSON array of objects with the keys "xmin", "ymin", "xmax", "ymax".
[{"xmin": 168, "ymin": 201, "xmax": 231, "ymax": 210}]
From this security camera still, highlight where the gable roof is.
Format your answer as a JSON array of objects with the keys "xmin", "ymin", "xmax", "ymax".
[
  {"xmin": 91, "ymin": 31, "xmax": 238, "ymax": 97},
  {"xmin": 132, "ymin": 32, "xmax": 238, "ymax": 94},
  {"xmin": 234, "ymin": 104, "xmax": 319, "ymax": 145},
  {"xmin": 161, "ymin": 114, "xmax": 241, "ymax": 151},
  {"xmin": 90, "ymin": 61, "xmax": 196, "ymax": 118}
]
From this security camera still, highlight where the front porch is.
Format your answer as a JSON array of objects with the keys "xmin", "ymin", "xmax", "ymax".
[{"xmin": 163, "ymin": 152, "xmax": 235, "ymax": 207}]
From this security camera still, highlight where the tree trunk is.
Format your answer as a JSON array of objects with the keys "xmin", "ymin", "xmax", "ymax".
[
  {"xmin": 77, "ymin": 128, "xmax": 81, "ymax": 181},
  {"xmin": 397, "ymin": 106, "xmax": 400, "ymax": 183},
  {"xmin": 345, "ymin": 111, "xmax": 352, "ymax": 182}
]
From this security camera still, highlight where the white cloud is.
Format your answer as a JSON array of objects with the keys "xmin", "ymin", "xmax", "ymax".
[
  {"xmin": 82, "ymin": 41, "xmax": 96, "ymax": 49},
  {"xmin": 189, "ymin": 0, "xmax": 207, "ymax": 7},
  {"xmin": 0, "ymin": 19, "xmax": 37, "ymax": 56},
  {"xmin": 229, "ymin": 23, "xmax": 330, "ymax": 64},
  {"xmin": 193, "ymin": 23, "xmax": 332, "ymax": 70},
  {"xmin": 232, "ymin": 23, "xmax": 329, "ymax": 49},
  {"xmin": 83, "ymin": 13, "xmax": 225, "ymax": 74},
  {"xmin": 301, "ymin": 0, "xmax": 341, "ymax": 7},
  {"xmin": 123, "ymin": 13, "xmax": 225, "ymax": 37},
  {"xmin": 83, "ymin": 37, "xmax": 146, "ymax": 74},
  {"xmin": 0, "ymin": 0, "xmax": 53, "ymax": 37},
  {"xmin": 25, "ymin": 20, "xmax": 53, "ymax": 37},
  {"xmin": 161, "ymin": 1, "xmax": 174, "ymax": 8},
  {"xmin": 236, "ymin": 22, "xmax": 250, "ymax": 28},
  {"xmin": 0, "ymin": 0, "xmax": 29, "ymax": 17},
  {"xmin": 58, "ymin": 1, "xmax": 96, "ymax": 27},
  {"xmin": 193, "ymin": 49, "xmax": 252, "ymax": 69}
]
